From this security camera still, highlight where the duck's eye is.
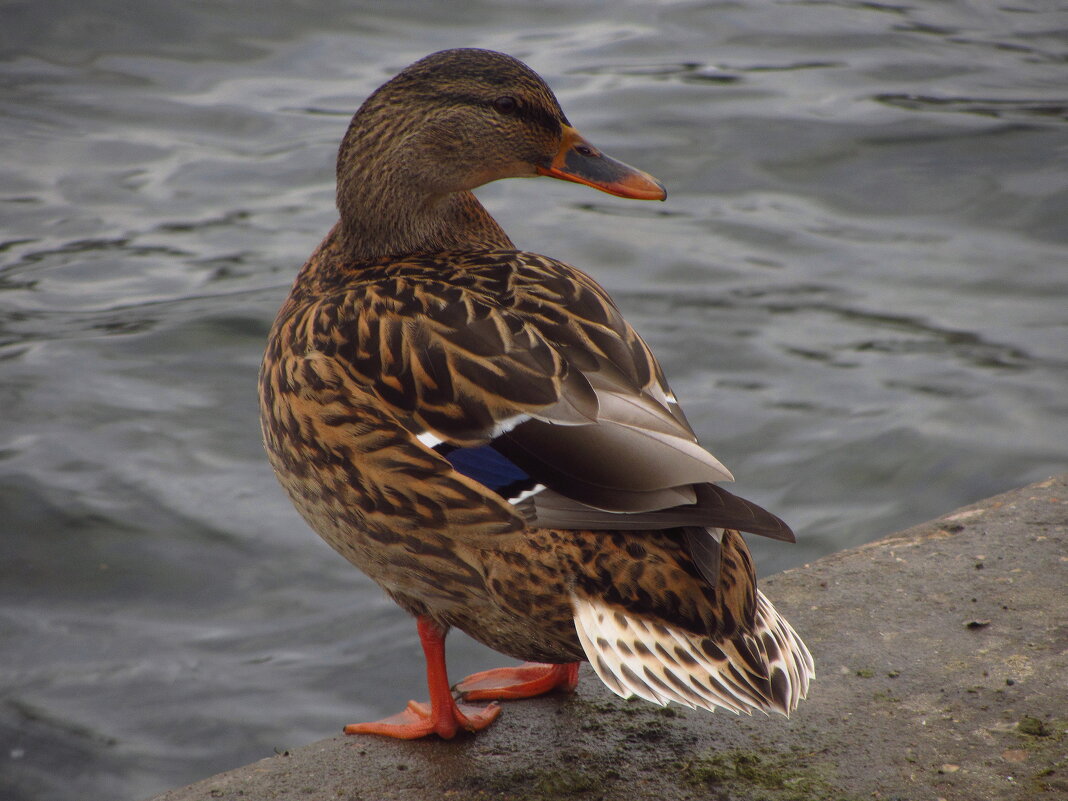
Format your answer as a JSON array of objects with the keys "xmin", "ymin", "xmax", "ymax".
[{"xmin": 492, "ymin": 95, "xmax": 518, "ymax": 115}]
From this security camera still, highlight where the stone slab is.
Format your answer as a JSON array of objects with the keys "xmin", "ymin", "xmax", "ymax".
[{"xmin": 147, "ymin": 475, "xmax": 1068, "ymax": 801}]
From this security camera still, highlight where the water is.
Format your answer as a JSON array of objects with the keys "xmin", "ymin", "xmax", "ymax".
[{"xmin": 1, "ymin": 1, "xmax": 1066, "ymax": 798}]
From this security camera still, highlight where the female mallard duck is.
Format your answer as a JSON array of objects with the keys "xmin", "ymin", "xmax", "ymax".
[{"xmin": 259, "ymin": 48, "xmax": 813, "ymax": 739}]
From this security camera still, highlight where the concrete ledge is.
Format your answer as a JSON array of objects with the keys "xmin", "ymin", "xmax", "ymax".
[{"xmin": 148, "ymin": 476, "xmax": 1068, "ymax": 801}]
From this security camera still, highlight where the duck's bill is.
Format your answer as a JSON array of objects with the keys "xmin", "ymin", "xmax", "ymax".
[{"xmin": 537, "ymin": 125, "xmax": 667, "ymax": 201}]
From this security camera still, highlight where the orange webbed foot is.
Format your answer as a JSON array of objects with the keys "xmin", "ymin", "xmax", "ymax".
[
  {"xmin": 342, "ymin": 616, "xmax": 503, "ymax": 739},
  {"xmin": 344, "ymin": 698, "xmax": 501, "ymax": 740},
  {"xmin": 455, "ymin": 661, "xmax": 580, "ymax": 701}
]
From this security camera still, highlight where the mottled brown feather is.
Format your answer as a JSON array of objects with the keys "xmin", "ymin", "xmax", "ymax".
[{"xmin": 258, "ymin": 48, "xmax": 812, "ymax": 719}]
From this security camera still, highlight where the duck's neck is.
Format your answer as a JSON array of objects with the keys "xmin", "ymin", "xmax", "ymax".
[
  {"xmin": 336, "ymin": 182, "xmax": 514, "ymax": 262},
  {"xmin": 333, "ymin": 96, "xmax": 517, "ymax": 261}
]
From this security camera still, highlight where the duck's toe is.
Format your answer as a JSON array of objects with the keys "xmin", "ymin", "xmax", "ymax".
[
  {"xmin": 455, "ymin": 661, "xmax": 580, "ymax": 701},
  {"xmin": 344, "ymin": 698, "xmax": 501, "ymax": 740}
]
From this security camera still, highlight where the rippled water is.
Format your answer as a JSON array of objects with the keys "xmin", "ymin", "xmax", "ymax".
[{"xmin": 2, "ymin": 1, "xmax": 1066, "ymax": 799}]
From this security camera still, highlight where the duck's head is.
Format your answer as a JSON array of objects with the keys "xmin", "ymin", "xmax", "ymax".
[{"xmin": 336, "ymin": 49, "xmax": 666, "ymax": 257}]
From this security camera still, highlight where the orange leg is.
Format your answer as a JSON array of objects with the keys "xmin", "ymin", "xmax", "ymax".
[
  {"xmin": 456, "ymin": 661, "xmax": 580, "ymax": 701},
  {"xmin": 343, "ymin": 616, "xmax": 501, "ymax": 739}
]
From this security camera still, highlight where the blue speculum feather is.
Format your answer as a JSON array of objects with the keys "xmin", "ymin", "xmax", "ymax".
[{"xmin": 438, "ymin": 443, "xmax": 537, "ymax": 500}]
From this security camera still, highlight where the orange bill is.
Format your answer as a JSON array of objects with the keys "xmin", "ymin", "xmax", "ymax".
[{"xmin": 537, "ymin": 125, "xmax": 667, "ymax": 201}]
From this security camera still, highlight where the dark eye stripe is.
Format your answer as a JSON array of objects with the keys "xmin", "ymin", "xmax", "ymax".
[{"xmin": 429, "ymin": 90, "xmax": 562, "ymax": 137}]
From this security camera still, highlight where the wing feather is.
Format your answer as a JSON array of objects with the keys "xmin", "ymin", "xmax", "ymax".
[{"xmin": 317, "ymin": 250, "xmax": 791, "ymax": 542}]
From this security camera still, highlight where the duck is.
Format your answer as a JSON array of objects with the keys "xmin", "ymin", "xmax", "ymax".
[{"xmin": 258, "ymin": 47, "xmax": 813, "ymax": 740}]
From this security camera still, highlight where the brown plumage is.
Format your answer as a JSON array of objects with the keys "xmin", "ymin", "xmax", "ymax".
[{"xmin": 259, "ymin": 48, "xmax": 812, "ymax": 739}]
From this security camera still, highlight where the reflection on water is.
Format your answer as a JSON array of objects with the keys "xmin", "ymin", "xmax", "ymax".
[{"xmin": 2, "ymin": 1, "xmax": 1067, "ymax": 799}]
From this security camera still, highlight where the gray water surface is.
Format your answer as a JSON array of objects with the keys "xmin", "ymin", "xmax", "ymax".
[{"xmin": 2, "ymin": 2, "xmax": 1067, "ymax": 799}]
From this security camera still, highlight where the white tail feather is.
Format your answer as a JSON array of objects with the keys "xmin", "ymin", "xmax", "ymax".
[{"xmin": 571, "ymin": 591, "xmax": 813, "ymax": 716}]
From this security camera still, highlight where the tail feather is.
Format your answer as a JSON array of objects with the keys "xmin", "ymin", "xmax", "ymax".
[{"xmin": 571, "ymin": 590, "xmax": 813, "ymax": 716}]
